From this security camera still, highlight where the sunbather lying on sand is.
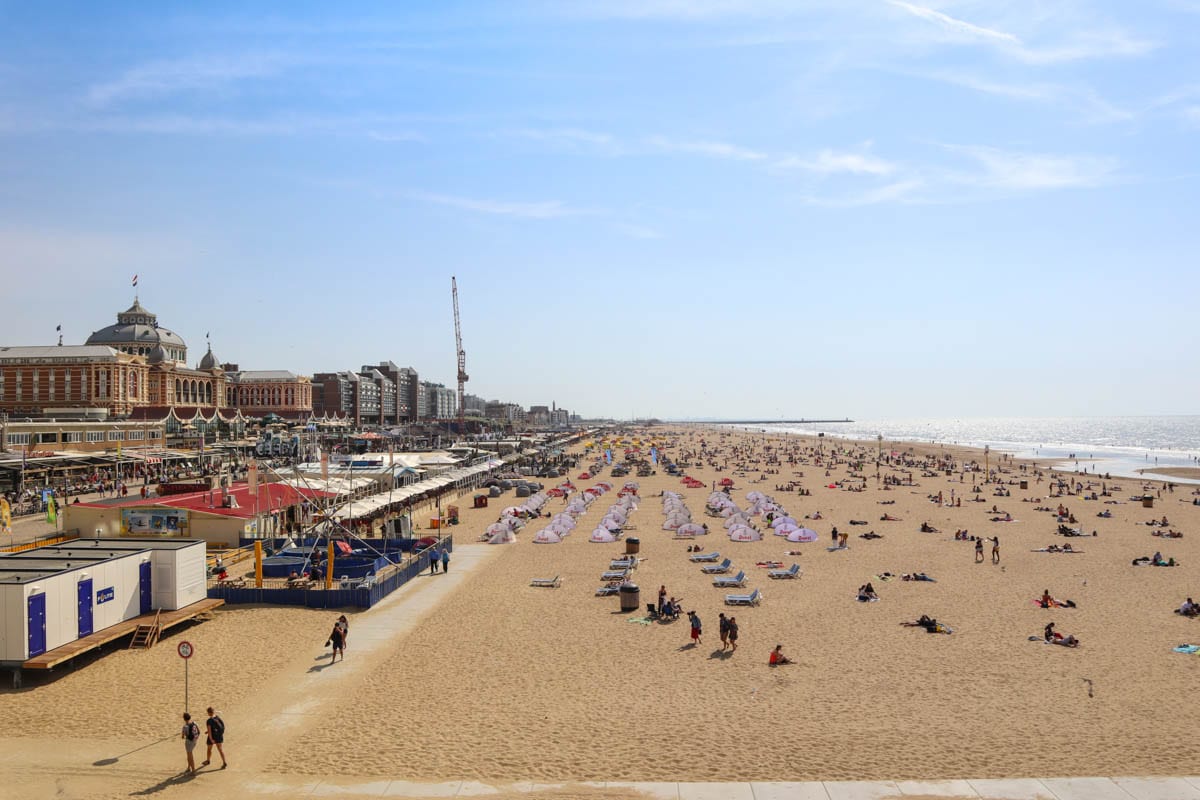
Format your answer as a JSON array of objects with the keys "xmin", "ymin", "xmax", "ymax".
[
  {"xmin": 919, "ymin": 522, "xmax": 940, "ymax": 533},
  {"xmin": 901, "ymin": 614, "xmax": 952, "ymax": 634},
  {"xmin": 1039, "ymin": 590, "xmax": 1076, "ymax": 608},
  {"xmin": 902, "ymin": 572, "xmax": 935, "ymax": 582},
  {"xmin": 880, "ymin": 513, "xmax": 901, "ymax": 521},
  {"xmin": 1042, "ymin": 622, "xmax": 1080, "ymax": 647}
]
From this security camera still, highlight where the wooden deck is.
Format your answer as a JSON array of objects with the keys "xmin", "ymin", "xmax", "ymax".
[{"xmin": 22, "ymin": 598, "xmax": 225, "ymax": 670}]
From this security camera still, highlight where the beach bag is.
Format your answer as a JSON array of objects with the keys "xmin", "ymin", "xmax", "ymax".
[
  {"xmin": 186, "ymin": 721, "xmax": 200, "ymax": 741},
  {"xmin": 211, "ymin": 716, "xmax": 225, "ymax": 737}
]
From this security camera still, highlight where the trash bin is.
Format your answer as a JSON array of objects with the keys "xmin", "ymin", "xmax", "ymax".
[
  {"xmin": 626, "ymin": 536, "xmax": 640, "ymax": 555},
  {"xmin": 619, "ymin": 582, "xmax": 640, "ymax": 612},
  {"xmin": 1020, "ymin": 480, "xmax": 1028, "ymax": 490},
  {"xmin": 1142, "ymin": 495, "xmax": 1154, "ymax": 509}
]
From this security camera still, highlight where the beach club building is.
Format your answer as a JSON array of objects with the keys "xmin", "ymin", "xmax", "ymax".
[
  {"xmin": 64, "ymin": 481, "xmax": 336, "ymax": 548},
  {"xmin": 0, "ymin": 538, "xmax": 206, "ymax": 665}
]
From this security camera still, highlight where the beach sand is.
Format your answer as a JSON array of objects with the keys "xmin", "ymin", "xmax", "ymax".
[{"xmin": 3, "ymin": 426, "xmax": 1199, "ymax": 797}]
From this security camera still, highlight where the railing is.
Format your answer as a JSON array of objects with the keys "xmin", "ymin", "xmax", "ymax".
[
  {"xmin": 1, "ymin": 530, "xmax": 80, "ymax": 553},
  {"xmin": 207, "ymin": 535, "xmax": 453, "ymax": 609}
]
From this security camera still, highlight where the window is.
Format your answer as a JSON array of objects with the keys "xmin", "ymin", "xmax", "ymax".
[
  {"xmin": 127, "ymin": 430, "xmax": 144, "ymax": 441},
  {"xmin": 35, "ymin": 432, "xmax": 57, "ymax": 444},
  {"xmin": 86, "ymin": 431, "xmax": 105, "ymax": 443},
  {"xmin": 108, "ymin": 431, "xmax": 123, "ymax": 441},
  {"xmin": 7, "ymin": 433, "xmax": 31, "ymax": 445},
  {"xmin": 62, "ymin": 432, "xmax": 83, "ymax": 443},
  {"xmin": 32, "ymin": 369, "xmax": 39, "ymax": 400},
  {"xmin": 150, "ymin": 428, "xmax": 162, "ymax": 440}
]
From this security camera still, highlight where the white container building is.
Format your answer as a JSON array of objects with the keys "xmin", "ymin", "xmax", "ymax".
[{"xmin": 0, "ymin": 538, "xmax": 207, "ymax": 665}]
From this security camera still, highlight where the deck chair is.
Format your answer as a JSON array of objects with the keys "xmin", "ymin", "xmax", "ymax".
[
  {"xmin": 689, "ymin": 551, "xmax": 720, "ymax": 562},
  {"xmin": 610, "ymin": 557, "xmax": 636, "ymax": 569},
  {"xmin": 768, "ymin": 564, "xmax": 801, "ymax": 580},
  {"xmin": 530, "ymin": 576, "xmax": 561, "ymax": 588},
  {"xmin": 713, "ymin": 570, "xmax": 747, "ymax": 588},
  {"xmin": 595, "ymin": 585, "xmax": 619, "ymax": 596},
  {"xmin": 645, "ymin": 603, "xmax": 661, "ymax": 620},
  {"xmin": 725, "ymin": 588, "xmax": 762, "ymax": 606},
  {"xmin": 701, "ymin": 558, "xmax": 732, "ymax": 575},
  {"xmin": 600, "ymin": 568, "xmax": 630, "ymax": 582}
]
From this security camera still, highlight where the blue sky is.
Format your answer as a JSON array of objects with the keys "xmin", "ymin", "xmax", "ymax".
[{"xmin": 2, "ymin": 1, "xmax": 1198, "ymax": 419}]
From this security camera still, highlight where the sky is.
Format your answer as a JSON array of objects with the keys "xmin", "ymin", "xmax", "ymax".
[{"xmin": 1, "ymin": 1, "xmax": 1198, "ymax": 420}]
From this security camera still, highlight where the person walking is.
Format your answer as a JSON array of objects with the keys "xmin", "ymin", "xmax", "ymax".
[
  {"xmin": 728, "ymin": 616, "xmax": 739, "ymax": 653},
  {"xmin": 429, "ymin": 547, "xmax": 438, "ymax": 574},
  {"xmin": 202, "ymin": 707, "xmax": 227, "ymax": 769},
  {"xmin": 327, "ymin": 617, "xmax": 345, "ymax": 663},
  {"xmin": 718, "ymin": 612, "xmax": 730, "ymax": 651},
  {"xmin": 687, "ymin": 611, "xmax": 702, "ymax": 646},
  {"xmin": 440, "ymin": 548, "xmax": 450, "ymax": 573},
  {"xmin": 181, "ymin": 712, "xmax": 200, "ymax": 774},
  {"xmin": 975, "ymin": 537, "xmax": 984, "ymax": 563},
  {"xmin": 991, "ymin": 535, "xmax": 1001, "ymax": 564},
  {"xmin": 336, "ymin": 614, "xmax": 349, "ymax": 650}
]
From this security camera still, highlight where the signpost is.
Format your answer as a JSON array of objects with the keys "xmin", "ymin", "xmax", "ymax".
[{"xmin": 178, "ymin": 641, "xmax": 194, "ymax": 711}]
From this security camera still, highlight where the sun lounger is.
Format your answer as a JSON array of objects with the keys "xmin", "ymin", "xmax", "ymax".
[
  {"xmin": 595, "ymin": 585, "xmax": 619, "ymax": 596},
  {"xmin": 600, "ymin": 569, "xmax": 630, "ymax": 581},
  {"xmin": 701, "ymin": 558, "xmax": 733, "ymax": 574},
  {"xmin": 725, "ymin": 588, "xmax": 762, "ymax": 606},
  {"xmin": 768, "ymin": 563, "xmax": 801, "ymax": 579},
  {"xmin": 689, "ymin": 551, "xmax": 720, "ymax": 562},
  {"xmin": 610, "ymin": 558, "xmax": 637, "ymax": 569},
  {"xmin": 713, "ymin": 570, "xmax": 747, "ymax": 588},
  {"xmin": 530, "ymin": 576, "xmax": 561, "ymax": 588}
]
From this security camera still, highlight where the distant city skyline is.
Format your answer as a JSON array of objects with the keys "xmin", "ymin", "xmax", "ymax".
[{"xmin": 2, "ymin": 2, "xmax": 1198, "ymax": 419}]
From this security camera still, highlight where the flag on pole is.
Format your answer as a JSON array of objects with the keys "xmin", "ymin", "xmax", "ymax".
[
  {"xmin": 45, "ymin": 496, "xmax": 57, "ymax": 526},
  {"xmin": 132, "ymin": 274, "xmax": 138, "ymax": 287},
  {"xmin": 0, "ymin": 498, "xmax": 12, "ymax": 535}
]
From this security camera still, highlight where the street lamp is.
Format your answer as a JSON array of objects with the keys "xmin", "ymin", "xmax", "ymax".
[{"xmin": 984, "ymin": 445, "xmax": 990, "ymax": 480}]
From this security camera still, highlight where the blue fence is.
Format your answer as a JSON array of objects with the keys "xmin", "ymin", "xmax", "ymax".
[{"xmin": 208, "ymin": 535, "xmax": 454, "ymax": 609}]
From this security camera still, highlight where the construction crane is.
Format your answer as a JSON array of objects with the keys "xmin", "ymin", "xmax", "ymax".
[{"xmin": 451, "ymin": 276, "xmax": 468, "ymax": 434}]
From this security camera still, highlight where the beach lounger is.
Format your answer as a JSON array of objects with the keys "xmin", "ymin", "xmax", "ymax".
[
  {"xmin": 713, "ymin": 570, "xmax": 747, "ymax": 588},
  {"xmin": 725, "ymin": 588, "xmax": 762, "ymax": 606},
  {"xmin": 689, "ymin": 551, "xmax": 720, "ymax": 562},
  {"xmin": 701, "ymin": 558, "xmax": 733, "ymax": 575},
  {"xmin": 600, "ymin": 569, "xmax": 630, "ymax": 581},
  {"xmin": 768, "ymin": 564, "xmax": 801, "ymax": 579},
  {"xmin": 595, "ymin": 585, "xmax": 619, "ymax": 596},
  {"xmin": 530, "ymin": 576, "xmax": 561, "ymax": 588},
  {"xmin": 610, "ymin": 558, "xmax": 636, "ymax": 569}
]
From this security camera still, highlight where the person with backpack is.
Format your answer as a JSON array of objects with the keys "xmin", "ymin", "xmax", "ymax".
[
  {"xmin": 181, "ymin": 712, "xmax": 201, "ymax": 774},
  {"xmin": 203, "ymin": 706, "xmax": 227, "ymax": 769}
]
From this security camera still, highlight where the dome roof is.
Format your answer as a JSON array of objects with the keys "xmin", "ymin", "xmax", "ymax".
[
  {"xmin": 198, "ymin": 346, "xmax": 219, "ymax": 371},
  {"xmin": 147, "ymin": 344, "xmax": 168, "ymax": 364},
  {"xmin": 85, "ymin": 296, "xmax": 187, "ymax": 355}
]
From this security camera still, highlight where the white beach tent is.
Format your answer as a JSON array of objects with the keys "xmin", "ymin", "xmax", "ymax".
[
  {"xmin": 533, "ymin": 528, "xmax": 563, "ymax": 544},
  {"xmin": 489, "ymin": 526, "xmax": 517, "ymax": 544},
  {"xmin": 589, "ymin": 528, "xmax": 618, "ymax": 543},
  {"xmin": 677, "ymin": 522, "xmax": 706, "ymax": 536},
  {"xmin": 728, "ymin": 525, "xmax": 762, "ymax": 542},
  {"xmin": 786, "ymin": 528, "xmax": 820, "ymax": 543}
]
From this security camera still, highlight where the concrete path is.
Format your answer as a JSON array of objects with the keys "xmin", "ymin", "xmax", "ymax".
[{"xmin": 233, "ymin": 776, "xmax": 1200, "ymax": 799}]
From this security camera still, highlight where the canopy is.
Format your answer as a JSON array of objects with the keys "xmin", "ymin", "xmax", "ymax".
[{"xmin": 786, "ymin": 527, "xmax": 819, "ymax": 543}]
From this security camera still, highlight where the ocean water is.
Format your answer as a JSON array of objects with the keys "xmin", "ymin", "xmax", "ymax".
[{"xmin": 717, "ymin": 416, "xmax": 1200, "ymax": 484}]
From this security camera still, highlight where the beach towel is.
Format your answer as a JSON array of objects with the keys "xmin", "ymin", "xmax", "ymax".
[
  {"xmin": 855, "ymin": 595, "xmax": 879, "ymax": 603},
  {"xmin": 628, "ymin": 617, "xmax": 653, "ymax": 625},
  {"xmin": 1173, "ymin": 644, "xmax": 1200, "ymax": 654}
]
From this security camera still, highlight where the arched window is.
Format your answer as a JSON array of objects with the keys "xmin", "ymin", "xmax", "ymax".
[{"xmin": 175, "ymin": 379, "xmax": 181, "ymax": 400}]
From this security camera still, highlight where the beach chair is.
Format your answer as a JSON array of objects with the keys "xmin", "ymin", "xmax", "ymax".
[
  {"xmin": 595, "ymin": 585, "xmax": 619, "ymax": 596},
  {"xmin": 530, "ymin": 575, "xmax": 561, "ymax": 588},
  {"xmin": 725, "ymin": 588, "xmax": 762, "ymax": 606},
  {"xmin": 610, "ymin": 557, "xmax": 636, "ymax": 569},
  {"xmin": 713, "ymin": 570, "xmax": 747, "ymax": 588},
  {"xmin": 645, "ymin": 603, "xmax": 661, "ymax": 620},
  {"xmin": 689, "ymin": 551, "xmax": 720, "ymax": 562},
  {"xmin": 768, "ymin": 564, "xmax": 801, "ymax": 580},
  {"xmin": 600, "ymin": 568, "xmax": 630, "ymax": 582},
  {"xmin": 700, "ymin": 558, "xmax": 732, "ymax": 575}
]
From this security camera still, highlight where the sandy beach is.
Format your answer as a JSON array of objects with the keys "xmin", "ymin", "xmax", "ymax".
[{"xmin": 3, "ymin": 426, "xmax": 1199, "ymax": 798}]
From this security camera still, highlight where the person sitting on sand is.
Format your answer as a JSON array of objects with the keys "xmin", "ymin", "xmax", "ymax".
[
  {"xmin": 769, "ymin": 644, "xmax": 792, "ymax": 666},
  {"xmin": 1097, "ymin": 509, "xmax": 1112, "ymax": 518},
  {"xmin": 1044, "ymin": 621, "xmax": 1057, "ymax": 642},
  {"xmin": 857, "ymin": 583, "xmax": 878, "ymax": 602},
  {"xmin": 1177, "ymin": 597, "xmax": 1198, "ymax": 617}
]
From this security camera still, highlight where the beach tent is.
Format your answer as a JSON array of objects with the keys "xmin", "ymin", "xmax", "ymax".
[
  {"xmin": 533, "ymin": 529, "xmax": 563, "ymax": 544},
  {"xmin": 728, "ymin": 525, "xmax": 762, "ymax": 542},
  {"xmin": 589, "ymin": 528, "xmax": 618, "ymax": 543},
  {"xmin": 489, "ymin": 526, "xmax": 516, "ymax": 544},
  {"xmin": 770, "ymin": 516, "xmax": 797, "ymax": 529},
  {"xmin": 677, "ymin": 522, "xmax": 706, "ymax": 537},
  {"xmin": 786, "ymin": 528, "xmax": 819, "ymax": 543}
]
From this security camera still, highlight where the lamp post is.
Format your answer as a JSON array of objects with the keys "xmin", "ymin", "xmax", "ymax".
[{"xmin": 984, "ymin": 445, "xmax": 990, "ymax": 481}]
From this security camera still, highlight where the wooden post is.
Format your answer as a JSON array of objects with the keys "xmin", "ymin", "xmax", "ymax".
[
  {"xmin": 254, "ymin": 540, "xmax": 263, "ymax": 588},
  {"xmin": 326, "ymin": 540, "xmax": 335, "ymax": 590}
]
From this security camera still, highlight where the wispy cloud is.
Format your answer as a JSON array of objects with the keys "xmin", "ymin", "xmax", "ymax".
[
  {"xmin": 799, "ymin": 179, "xmax": 924, "ymax": 207},
  {"xmin": 367, "ymin": 130, "xmax": 425, "ymax": 143},
  {"xmin": 945, "ymin": 144, "xmax": 1118, "ymax": 190},
  {"xmin": 907, "ymin": 71, "xmax": 1132, "ymax": 123},
  {"xmin": 88, "ymin": 53, "xmax": 290, "ymax": 107},
  {"xmin": 647, "ymin": 136, "xmax": 767, "ymax": 161},
  {"xmin": 888, "ymin": 0, "xmax": 1018, "ymax": 46},
  {"xmin": 568, "ymin": 0, "xmax": 807, "ymax": 20},
  {"xmin": 887, "ymin": 1, "xmax": 1155, "ymax": 63},
  {"xmin": 415, "ymin": 192, "xmax": 584, "ymax": 219},
  {"xmin": 776, "ymin": 148, "xmax": 896, "ymax": 175}
]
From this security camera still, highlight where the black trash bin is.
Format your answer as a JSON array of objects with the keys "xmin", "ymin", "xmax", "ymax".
[
  {"xmin": 626, "ymin": 536, "xmax": 640, "ymax": 555},
  {"xmin": 619, "ymin": 582, "xmax": 640, "ymax": 612},
  {"xmin": 1142, "ymin": 495, "xmax": 1154, "ymax": 509},
  {"xmin": 1019, "ymin": 480, "xmax": 1028, "ymax": 490}
]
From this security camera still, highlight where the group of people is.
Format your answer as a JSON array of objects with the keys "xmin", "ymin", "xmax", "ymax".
[
  {"xmin": 656, "ymin": 585, "xmax": 683, "ymax": 619},
  {"xmin": 427, "ymin": 547, "xmax": 451, "ymax": 574},
  {"xmin": 180, "ymin": 707, "xmax": 227, "ymax": 775}
]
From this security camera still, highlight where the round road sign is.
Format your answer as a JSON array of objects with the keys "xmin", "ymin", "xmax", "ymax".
[{"xmin": 177, "ymin": 641, "xmax": 194, "ymax": 659}]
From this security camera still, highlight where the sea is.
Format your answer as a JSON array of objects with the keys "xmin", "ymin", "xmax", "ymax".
[{"xmin": 715, "ymin": 416, "xmax": 1200, "ymax": 484}]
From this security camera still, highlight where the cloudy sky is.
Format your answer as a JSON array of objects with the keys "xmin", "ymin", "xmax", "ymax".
[{"xmin": 1, "ymin": 1, "xmax": 1197, "ymax": 419}]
